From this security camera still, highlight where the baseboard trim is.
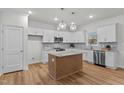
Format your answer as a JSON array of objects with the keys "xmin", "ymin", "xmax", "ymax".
[
  {"xmin": 25, "ymin": 66, "xmax": 29, "ymax": 70},
  {"xmin": 23, "ymin": 65, "xmax": 29, "ymax": 71},
  {"xmin": 106, "ymin": 66, "xmax": 117, "ymax": 69},
  {"xmin": 117, "ymin": 66, "xmax": 124, "ymax": 69}
]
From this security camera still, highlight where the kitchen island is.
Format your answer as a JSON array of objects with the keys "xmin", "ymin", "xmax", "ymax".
[{"xmin": 48, "ymin": 49, "xmax": 83, "ymax": 80}]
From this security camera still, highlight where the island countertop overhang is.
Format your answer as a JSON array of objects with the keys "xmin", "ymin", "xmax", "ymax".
[{"xmin": 48, "ymin": 49, "xmax": 82, "ymax": 57}]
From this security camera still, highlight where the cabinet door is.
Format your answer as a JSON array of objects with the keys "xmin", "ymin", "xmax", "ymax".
[
  {"xmin": 42, "ymin": 51, "xmax": 48, "ymax": 64},
  {"xmin": 97, "ymin": 24, "xmax": 116, "ymax": 42},
  {"xmin": 83, "ymin": 52, "xmax": 87, "ymax": 61},
  {"xmin": 80, "ymin": 31, "xmax": 85, "ymax": 42},
  {"xmin": 73, "ymin": 31, "xmax": 85, "ymax": 43},
  {"xmin": 28, "ymin": 27, "xmax": 43, "ymax": 35},
  {"xmin": 63, "ymin": 32, "xmax": 70, "ymax": 43},
  {"xmin": 54, "ymin": 31, "xmax": 60, "ymax": 37},
  {"xmin": 105, "ymin": 52, "xmax": 114, "ymax": 67},
  {"xmin": 43, "ymin": 30, "xmax": 54, "ymax": 43},
  {"xmin": 74, "ymin": 32, "xmax": 79, "ymax": 43},
  {"xmin": 82, "ymin": 50, "xmax": 93, "ymax": 63},
  {"xmin": 87, "ymin": 51, "xmax": 93, "ymax": 63},
  {"xmin": 48, "ymin": 55, "xmax": 56, "ymax": 77},
  {"xmin": 69, "ymin": 32, "xmax": 75, "ymax": 43},
  {"xmin": 78, "ymin": 31, "xmax": 85, "ymax": 43},
  {"xmin": 106, "ymin": 24, "xmax": 116, "ymax": 42},
  {"xmin": 62, "ymin": 32, "xmax": 67, "ymax": 43},
  {"xmin": 97, "ymin": 28, "xmax": 106, "ymax": 42}
]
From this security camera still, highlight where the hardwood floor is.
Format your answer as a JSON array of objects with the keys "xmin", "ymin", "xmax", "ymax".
[{"xmin": 1, "ymin": 62, "xmax": 124, "ymax": 85}]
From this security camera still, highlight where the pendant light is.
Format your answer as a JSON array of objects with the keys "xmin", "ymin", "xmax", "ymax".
[
  {"xmin": 57, "ymin": 9, "xmax": 77, "ymax": 31},
  {"xmin": 57, "ymin": 8, "xmax": 67, "ymax": 31},
  {"xmin": 70, "ymin": 12, "xmax": 77, "ymax": 31}
]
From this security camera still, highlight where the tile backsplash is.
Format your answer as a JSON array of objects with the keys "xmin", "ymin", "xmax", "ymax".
[
  {"xmin": 92, "ymin": 42, "xmax": 118, "ymax": 50},
  {"xmin": 42, "ymin": 43, "xmax": 86, "ymax": 50},
  {"xmin": 42, "ymin": 42, "xmax": 117, "ymax": 51}
]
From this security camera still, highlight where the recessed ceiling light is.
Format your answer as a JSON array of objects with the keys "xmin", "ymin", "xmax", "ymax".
[
  {"xmin": 54, "ymin": 17, "xmax": 59, "ymax": 21},
  {"xmin": 89, "ymin": 15, "xmax": 93, "ymax": 18},
  {"xmin": 28, "ymin": 11, "xmax": 32, "ymax": 14}
]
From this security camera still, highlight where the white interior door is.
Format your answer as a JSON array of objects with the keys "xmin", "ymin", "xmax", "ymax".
[{"xmin": 3, "ymin": 25, "xmax": 23, "ymax": 73}]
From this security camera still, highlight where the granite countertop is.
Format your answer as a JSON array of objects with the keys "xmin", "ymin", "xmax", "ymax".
[
  {"xmin": 48, "ymin": 49, "xmax": 82, "ymax": 57},
  {"xmin": 82, "ymin": 49, "xmax": 118, "ymax": 52}
]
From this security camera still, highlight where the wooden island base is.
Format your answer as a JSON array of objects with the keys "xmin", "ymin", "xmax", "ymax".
[{"xmin": 48, "ymin": 54, "xmax": 83, "ymax": 80}]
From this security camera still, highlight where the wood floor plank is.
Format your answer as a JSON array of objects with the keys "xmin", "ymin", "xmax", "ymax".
[{"xmin": 1, "ymin": 62, "xmax": 124, "ymax": 85}]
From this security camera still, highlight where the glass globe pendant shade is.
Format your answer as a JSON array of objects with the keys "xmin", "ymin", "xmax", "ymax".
[
  {"xmin": 70, "ymin": 22, "xmax": 77, "ymax": 31},
  {"xmin": 58, "ymin": 21, "xmax": 67, "ymax": 30}
]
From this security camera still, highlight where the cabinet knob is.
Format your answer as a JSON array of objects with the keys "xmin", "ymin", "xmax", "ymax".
[{"xmin": 52, "ymin": 58, "xmax": 54, "ymax": 62}]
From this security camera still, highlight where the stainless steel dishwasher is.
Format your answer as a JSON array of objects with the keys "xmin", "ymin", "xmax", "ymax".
[{"xmin": 93, "ymin": 50, "xmax": 105, "ymax": 67}]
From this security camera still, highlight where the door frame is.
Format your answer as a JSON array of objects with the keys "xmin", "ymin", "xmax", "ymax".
[
  {"xmin": 1, "ymin": 24, "xmax": 25, "ymax": 74},
  {"xmin": 0, "ymin": 25, "xmax": 2, "ymax": 75}
]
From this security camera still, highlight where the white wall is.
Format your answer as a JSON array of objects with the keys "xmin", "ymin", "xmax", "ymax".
[
  {"xmin": 0, "ymin": 13, "xmax": 28, "ymax": 27},
  {"xmin": 80, "ymin": 15, "xmax": 124, "ymax": 68},
  {"xmin": 28, "ymin": 36, "xmax": 42, "ymax": 64},
  {"xmin": 29, "ymin": 20, "xmax": 56, "ymax": 30}
]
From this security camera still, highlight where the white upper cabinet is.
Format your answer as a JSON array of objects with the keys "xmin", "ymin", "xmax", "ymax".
[
  {"xmin": 63, "ymin": 32, "xmax": 72, "ymax": 43},
  {"xmin": 28, "ymin": 27, "xmax": 43, "ymax": 36},
  {"xmin": 54, "ymin": 31, "xmax": 85, "ymax": 43},
  {"xmin": 54, "ymin": 31, "xmax": 71, "ymax": 43},
  {"xmin": 54, "ymin": 31, "xmax": 63, "ymax": 37},
  {"xmin": 33, "ymin": 28, "xmax": 86, "ymax": 43},
  {"xmin": 64, "ymin": 31, "xmax": 86, "ymax": 43},
  {"xmin": 97, "ymin": 24, "xmax": 117, "ymax": 42},
  {"xmin": 43, "ymin": 30, "xmax": 54, "ymax": 43},
  {"xmin": 72, "ymin": 31, "xmax": 85, "ymax": 43},
  {"xmin": 75, "ymin": 31, "xmax": 85, "ymax": 43}
]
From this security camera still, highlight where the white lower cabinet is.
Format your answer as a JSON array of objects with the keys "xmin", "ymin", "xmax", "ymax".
[
  {"xmin": 87, "ymin": 51, "xmax": 93, "ymax": 63},
  {"xmin": 82, "ymin": 50, "xmax": 93, "ymax": 64},
  {"xmin": 105, "ymin": 52, "xmax": 117, "ymax": 69},
  {"xmin": 83, "ymin": 50, "xmax": 117, "ymax": 69},
  {"xmin": 42, "ymin": 51, "xmax": 48, "ymax": 64}
]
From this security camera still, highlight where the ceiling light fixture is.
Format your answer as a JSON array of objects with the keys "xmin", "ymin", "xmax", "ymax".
[
  {"xmin": 54, "ymin": 17, "xmax": 59, "ymax": 21},
  {"xmin": 28, "ymin": 11, "xmax": 32, "ymax": 14},
  {"xmin": 89, "ymin": 15, "xmax": 93, "ymax": 18}
]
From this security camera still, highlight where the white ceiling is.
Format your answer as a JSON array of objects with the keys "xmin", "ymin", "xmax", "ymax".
[{"xmin": 0, "ymin": 8, "xmax": 124, "ymax": 26}]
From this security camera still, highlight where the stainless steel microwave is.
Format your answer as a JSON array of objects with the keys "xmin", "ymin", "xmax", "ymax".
[{"xmin": 54, "ymin": 37, "xmax": 63, "ymax": 43}]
